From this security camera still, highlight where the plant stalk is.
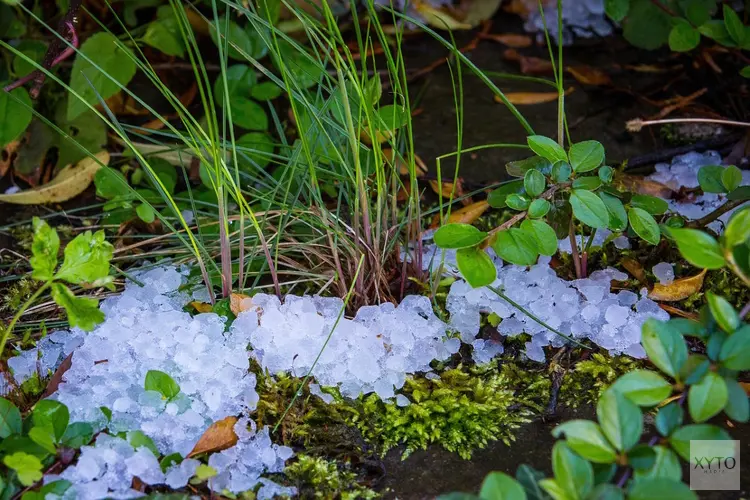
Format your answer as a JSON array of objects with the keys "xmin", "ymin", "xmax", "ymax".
[{"xmin": 0, "ymin": 282, "xmax": 51, "ymax": 357}]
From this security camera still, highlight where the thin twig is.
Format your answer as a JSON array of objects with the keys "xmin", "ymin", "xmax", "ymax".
[
  {"xmin": 686, "ymin": 199, "xmax": 748, "ymax": 229},
  {"xmin": 627, "ymin": 117, "xmax": 750, "ymax": 132}
]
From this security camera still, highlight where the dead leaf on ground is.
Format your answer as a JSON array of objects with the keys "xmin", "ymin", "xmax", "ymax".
[
  {"xmin": 658, "ymin": 304, "xmax": 700, "ymax": 320},
  {"xmin": 648, "ymin": 269, "xmax": 707, "ymax": 302},
  {"xmin": 500, "ymin": 87, "xmax": 574, "ymax": 105},
  {"xmin": 624, "ymin": 64, "xmax": 684, "ymax": 73},
  {"xmin": 480, "ymin": 33, "xmax": 532, "ymax": 48},
  {"xmin": 460, "ymin": 0, "xmax": 502, "ymax": 27},
  {"xmin": 614, "ymin": 174, "xmax": 674, "ymax": 199},
  {"xmin": 188, "ymin": 416, "xmax": 239, "ymax": 458},
  {"xmin": 414, "ymin": 2, "xmax": 471, "ymax": 30},
  {"xmin": 42, "ymin": 352, "xmax": 73, "ymax": 398},
  {"xmin": 189, "ymin": 301, "xmax": 213, "ymax": 313},
  {"xmin": 503, "ymin": 49, "xmax": 554, "ymax": 75},
  {"xmin": 567, "ymin": 65, "xmax": 612, "ymax": 86},
  {"xmin": 448, "ymin": 200, "xmax": 490, "ymax": 224},
  {"xmin": 621, "ymin": 257, "xmax": 647, "ymax": 284},
  {"xmin": 230, "ymin": 293, "xmax": 259, "ymax": 316},
  {"xmin": 429, "ymin": 179, "xmax": 471, "ymax": 205},
  {"xmin": 103, "ymin": 92, "xmax": 151, "ymax": 116},
  {"xmin": 0, "ymin": 151, "xmax": 108, "ymax": 205},
  {"xmin": 0, "ymin": 140, "xmax": 20, "ymax": 179}
]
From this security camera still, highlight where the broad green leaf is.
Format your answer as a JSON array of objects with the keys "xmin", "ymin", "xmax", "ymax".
[
  {"xmin": 724, "ymin": 207, "xmax": 750, "ymax": 248},
  {"xmin": 539, "ymin": 479, "xmax": 568, "ymax": 500},
  {"xmin": 688, "ymin": 371, "xmax": 728, "ymax": 422},
  {"xmin": 127, "ymin": 430, "xmax": 160, "ymax": 456},
  {"xmin": 598, "ymin": 192, "xmax": 627, "ymax": 232},
  {"xmin": 683, "ymin": 0, "xmax": 714, "ymax": 26},
  {"xmin": 597, "ymin": 389, "xmax": 642, "ymax": 452},
  {"xmin": 515, "ymin": 465, "xmax": 548, "ymax": 500},
  {"xmin": 209, "ymin": 20, "xmax": 267, "ymax": 61},
  {"xmin": 587, "ymin": 484, "xmax": 623, "ymax": 500},
  {"xmin": 40, "ymin": 480, "xmax": 73, "ymax": 497},
  {"xmin": 144, "ymin": 370, "xmax": 181, "ymax": 400},
  {"xmin": 30, "ymin": 217, "xmax": 59, "ymax": 281},
  {"xmin": 598, "ymin": 165, "xmax": 614, "ymax": 184},
  {"xmin": 699, "ymin": 19, "xmax": 734, "ymax": 45},
  {"xmin": 32, "ymin": 400, "xmax": 69, "ymax": 441},
  {"xmin": 488, "ymin": 180, "xmax": 524, "ymax": 209},
  {"xmin": 528, "ymin": 199, "xmax": 551, "ymax": 219},
  {"xmin": 480, "ymin": 472, "xmax": 527, "ymax": 500},
  {"xmin": 679, "ymin": 354, "xmax": 710, "ymax": 385},
  {"xmin": 527, "ymin": 136, "xmax": 567, "ymax": 164},
  {"xmin": 506, "ymin": 194, "xmax": 531, "ymax": 211},
  {"xmin": 55, "ymin": 230, "xmax": 113, "ymax": 285},
  {"xmin": 142, "ymin": 7, "xmax": 185, "ymax": 57},
  {"xmin": 434, "ymin": 224, "xmax": 488, "ymax": 249},
  {"xmin": 641, "ymin": 318, "xmax": 687, "ymax": 379},
  {"xmin": 520, "ymin": 220, "xmax": 558, "ymax": 256},
  {"xmin": 374, "ymin": 105, "xmax": 409, "ymax": 132},
  {"xmin": 143, "ymin": 157, "xmax": 177, "ymax": 195},
  {"xmin": 668, "ymin": 228, "xmax": 725, "ymax": 269},
  {"xmin": 668, "ymin": 20, "xmax": 700, "ymax": 51},
  {"xmin": 60, "ymin": 422, "xmax": 94, "ymax": 449},
  {"xmin": 214, "ymin": 65, "xmax": 257, "ymax": 107},
  {"xmin": 50, "ymin": 283, "xmax": 104, "ymax": 331},
  {"xmin": 456, "ymin": 247, "xmax": 497, "ymax": 288},
  {"xmin": 634, "ymin": 446, "xmax": 681, "ymax": 481},
  {"xmin": 551, "ymin": 441, "xmax": 594, "ymax": 499},
  {"xmin": 250, "ymin": 81, "xmax": 283, "ymax": 101},
  {"xmin": 723, "ymin": 378, "xmax": 749, "ymax": 423},
  {"xmin": 236, "ymin": 132, "xmax": 275, "ymax": 170},
  {"xmin": 3, "ymin": 452, "xmax": 43, "ymax": 486},
  {"xmin": 742, "ymin": 66, "xmax": 750, "ymax": 78},
  {"xmin": 229, "ymin": 97, "xmax": 268, "ymax": 131},
  {"xmin": 28, "ymin": 427, "xmax": 56, "ymax": 454},
  {"xmin": 697, "ymin": 166, "xmax": 726, "ymax": 193},
  {"xmin": 610, "ymin": 370, "xmax": 672, "ymax": 406},
  {"xmin": 571, "ymin": 177, "xmax": 601, "ymax": 191},
  {"xmin": 628, "ymin": 477, "xmax": 696, "ymax": 500},
  {"xmin": 627, "ymin": 445, "xmax": 656, "ymax": 471},
  {"xmin": 136, "ymin": 203, "xmax": 156, "ymax": 224},
  {"xmin": 0, "ymin": 398, "xmax": 22, "ymax": 438},
  {"xmin": 0, "ymin": 86, "xmax": 32, "ymax": 147},
  {"xmin": 95, "ymin": 167, "xmax": 128, "ymax": 200},
  {"xmin": 723, "ymin": 4, "xmax": 745, "ymax": 45},
  {"xmin": 552, "ymin": 420, "xmax": 617, "ymax": 463},
  {"xmin": 12, "ymin": 40, "xmax": 47, "ymax": 78},
  {"xmin": 606, "ymin": 0, "xmax": 629, "ymax": 21},
  {"xmin": 623, "ymin": 0, "xmax": 670, "ymax": 49},
  {"xmin": 629, "ymin": 195, "xmax": 668, "ymax": 215},
  {"xmin": 706, "ymin": 292, "xmax": 739, "ymax": 332},
  {"xmin": 719, "ymin": 325, "xmax": 750, "ymax": 370},
  {"xmin": 569, "ymin": 141, "xmax": 604, "ymax": 173},
  {"xmin": 492, "ymin": 228, "xmax": 539, "ymax": 266},
  {"xmin": 53, "ymin": 101, "xmax": 107, "ymax": 170},
  {"xmin": 628, "ymin": 208, "xmax": 660, "ymax": 245},
  {"xmin": 721, "ymin": 165, "xmax": 742, "ymax": 192},
  {"xmin": 570, "ymin": 190, "xmax": 609, "ymax": 229},
  {"xmin": 273, "ymin": 41, "xmax": 326, "ymax": 89},
  {"xmin": 669, "ymin": 424, "xmax": 730, "ymax": 460},
  {"xmin": 551, "ymin": 161, "xmax": 571, "ymax": 183},
  {"xmin": 67, "ymin": 33, "xmax": 137, "ymax": 121},
  {"xmin": 706, "ymin": 330, "xmax": 727, "ymax": 361},
  {"xmin": 506, "ymin": 156, "xmax": 551, "ymax": 178},
  {"xmin": 524, "ymin": 169, "xmax": 546, "ymax": 198}
]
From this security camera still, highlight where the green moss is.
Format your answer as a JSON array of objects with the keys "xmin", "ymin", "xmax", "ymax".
[
  {"xmin": 559, "ymin": 352, "xmax": 639, "ymax": 407},
  {"xmin": 348, "ymin": 363, "xmax": 547, "ymax": 460},
  {"xmin": 285, "ymin": 455, "xmax": 379, "ymax": 499}
]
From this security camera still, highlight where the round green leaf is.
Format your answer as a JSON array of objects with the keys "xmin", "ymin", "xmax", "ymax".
[
  {"xmin": 634, "ymin": 445, "xmax": 681, "ymax": 482},
  {"xmin": 506, "ymin": 156, "xmax": 551, "ymax": 178},
  {"xmin": 569, "ymin": 140, "xmax": 605, "ymax": 173},
  {"xmin": 599, "ymin": 192, "xmax": 628, "ymax": 232},
  {"xmin": 32, "ymin": 400, "xmax": 69, "ymax": 441},
  {"xmin": 597, "ymin": 388, "xmax": 643, "ymax": 452},
  {"xmin": 136, "ymin": 203, "xmax": 156, "ymax": 223},
  {"xmin": 144, "ymin": 370, "xmax": 180, "ymax": 400},
  {"xmin": 527, "ymin": 135, "xmax": 567, "ymax": 164},
  {"xmin": 551, "ymin": 441, "xmax": 594, "ymax": 499},
  {"xmin": 3, "ymin": 452, "xmax": 43, "ymax": 486},
  {"xmin": 598, "ymin": 165, "xmax": 614, "ymax": 184},
  {"xmin": 697, "ymin": 166, "xmax": 726, "ymax": 193},
  {"xmin": 668, "ymin": 228, "xmax": 725, "ymax": 269},
  {"xmin": 479, "ymin": 472, "xmax": 527, "ymax": 500},
  {"xmin": 506, "ymin": 193, "xmax": 530, "ymax": 211},
  {"xmin": 209, "ymin": 20, "xmax": 267, "ymax": 61},
  {"xmin": 236, "ymin": 132, "xmax": 275, "ymax": 170},
  {"xmin": 527, "ymin": 198, "xmax": 551, "ymax": 219},
  {"xmin": 250, "ymin": 81, "xmax": 283, "ymax": 101},
  {"xmin": 520, "ymin": 219, "xmax": 558, "ymax": 256},
  {"xmin": 669, "ymin": 424, "xmax": 730, "ymax": 461},
  {"xmin": 641, "ymin": 318, "xmax": 687, "ymax": 379},
  {"xmin": 142, "ymin": 16, "xmax": 185, "ymax": 57},
  {"xmin": 723, "ymin": 378, "xmax": 749, "ymax": 423},
  {"xmin": 551, "ymin": 161, "xmax": 571, "ymax": 183},
  {"xmin": 628, "ymin": 208, "xmax": 660, "ymax": 245},
  {"xmin": 706, "ymin": 292, "xmax": 739, "ymax": 333},
  {"xmin": 229, "ymin": 97, "xmax": 268, "ymax": 131},
  {"xmin": 606, "ymin": 0, "xmax": 629, "ymax": 22},
  {"xmin": 487, "ymin": 180, "xmax": 524, "ymax": 209},
  {"xmin": 688, "ymin": 371, "xmax": 728, "ymax": 423},
  {"xmin": 0, "ymin": 86, "xmax": 32, "ymax": 147},
  {"xmin": 721, "ymin": 165, "xmax": 742, "ymax": 192},
  {"xmin": 572, "ymin": 176, "xmax": 602, "ymax": 191},
  {"xmin": 552, "ymin": 420, "xmax": 618, "ymax": 463},
  {"xmin": 12, "ymin": 40, "xmax": 48, "ymax": 78},
  {"xmin": 611, "ymin": 370, "xmax": 672, "ymax": 407},
  {"xmin": 623, "ymin": 0, "xmax": 671, "ymax": 50},
  {"xmin": 723, "ymin": 4, "xmax": 745, "ymax": 45},
  {"xmin": 630, "ymin": 195, "xmax": 668, "ymax": 215},
  {"xmin": 628, "ymin": 477, "xmax": 696, "ymax": 500},
  {"xmin": 524, "ymin": 169, "xmax": 546, "ymax": 198},
  {"xmin": 570, "ymin": 189, "xmax": 610, "ymax": 229},
  {"xmin": 433, "ymin": 223, "xmax": 488, "ymax": 249},
  {"xmin": 215, "ymin": 65, "xmax": 257, "ymax": 107},
  {"xmin": 492, "ymin": 228, "xmax": 539, "ymax": 266},
  {"xmin": 375, "ymin": 105, "xmax": 408, "ymax": 132},
  {"xmin": 0, "ymin": 398, "xmax": 22, "ymax": 438},
  {"xmin": 724, "ymin": 207, "xmax": 750, "ymax": 248},
  {"xmin": 719, "ymin": 325, "xmax": 750, "ymax": 370},
  {"xmin": 456, "ymin": 246, "xmax": 497, "ymax": 288},
  {"xmin": 668, "ymin": 20, "xmax": 700, "ymax": 51},
  {"xmin": 655, "ymin": 402, "xmax": 683, "ymax": 437}
]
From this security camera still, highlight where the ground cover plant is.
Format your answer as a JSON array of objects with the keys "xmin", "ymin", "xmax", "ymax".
[{"xmin": 0, "ymin": 0, "xmax": 749, "ymax": 497}]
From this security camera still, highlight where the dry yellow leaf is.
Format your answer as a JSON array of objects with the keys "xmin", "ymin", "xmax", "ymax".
[
  {"xmin": 614, "ymin": 174, "xmax": 674, "ymax": 199},
  {"xmin": 621, "ymin": 257, "xmax": 647, "ymax": 284},
  {"xmin": 498, "ymin": 87, "xmax": 574, "ymax": 105},
  {"xmin": 230, "ymin": 293, "xmax": 255, "ymax": 316},
  {"xmin": 0, "ymin": 151, "xmax": 108, "ymax": 205},
  {"xmin": 415, "ymin": 2, "xmax": 471, "ymax": 29},
  {"xmin": 189, "ymin": 301, "xmax": 213, "ymax": 313},
  {"xmin": 448, "ymin": 200, "xmax": 490, "ymax": 224},
  {"xmin": 567, "ymin": 65, "xmax": 612, "ymax": 86},
  {"xmin": 648, "ymin": 269, "xmax": 707, "ymax": 302},
  {"xmin": 188, "ymin": 416, "xmax": 239, "ymax": 458}
]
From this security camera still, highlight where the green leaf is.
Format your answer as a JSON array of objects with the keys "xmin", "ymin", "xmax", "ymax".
[
  {"xmin": 528, "ymin": 199, "xmax": 551, "ymax": 219},
  {"xmin": 27, "ymin": 427, "xmax": 56, "ymax": 455},
  {"xmin": 60, "ymin": 422, "xmax": 94, "ymax": 449},
  {"xmin": 699, "ymin": 19, "xmax": 734, "ymax": 44},
  {"xmin": 142, "ymin": 7, "xmax": 185, "ymax": 57},
  {"xmin": 144, "ymin": 370, "xmax": 181, "ymax": 400},
  {"xmin": 0, "ymin": 398, "xmax": 22, "ymax": 438},
  {"xmin": 641, "ymin": 319, "xmax": 687, "ymax": 379},
  {"xmin": 623, "ymin": 0, "xmax": 671, "ymax": 49},
  {"xmin": 697, "ymin": 166, "xmax": 726, "ymax": 193},
  {"xmin": 606, "ymin": 0, "xmax": 630, "ymax": 21},
  {"xmin": 32, "ymin": 400, "xmax": 69, "ymax": 441},
  {"xmin": 30, "ymin": 217, "xmax": 60, "ymax": 281},
  {"xmin": 728, "ymin": 185, "xmax": 750, "ymax": 201},
  {"xmin": 127, "ymin": 430, "xmax": 160, "ymax": 456},
  {"xmin": 551, "ymin": 442, "xmax": 594, "ymax": 499},
  {"xmin": 720, "ymin": 165, "xmax": 742, "ymax": 192},
  {"xmin": 571, "ymin": 177, "xmax": 602, "ymax": 191},
  {"xmin": 209, "ymin": 20, "xmax": 267, "ymax": 61},
  {"xmin": 456, "ymin": 247, "xmax": 497, "ymax": 288},
  {"xmin": 229, "ymin": 97, "xmax": 268, "ymax": 131},
  {"xmin": 552, "ymin": 420, "xmax": 618, "ymax": 463},
  {"xmin": 551, "ymin": 161, "xmax": 571, "ymax": 183},
  {"xmin": 570, "ymin": 190, "xmax": 609, "ymax": 229},
  {"xmin": 598, "ymin": 193, "xmax": 627, "ymax": 232},
  {"xmin": 610, "ymin": 370, "xmax": 672, "ymax": 406},
  {"xmin": 250, "ymin": 81, "xmax": 283, "ymax": 101},
  {"xmin": 538, "ymin": 479, "xmax": 567, "ymax": 500},
  {"xmin": 50, "ymin": 283, "xmax": 104, "ymax": 331},
  {"xmin": 3, "ymin": 452, "xmax": 43, "ymax": 486},
  {"xmin": 488, "ymin": 180, "xmax": 524, "ymax": 209},
  {"xmin": 160, "ymin": 452, "xmax": 184, "ymax": 472},
  {"xmin": 688, "ymin": 371, "xmax": 728, "ymax": 422},
  {"xmin": 506, "ymin": 156, "xmax": 552, "ymax": 178},
  {"xmin": 724, "ymin": 207, "xmax": 750, "ymax": 248},
  {"xmin": 669, "ymin": 424, "xmax": 730, "ymax": 461},
  {"xmin": 492, "ymin": 228, "xmax": 539, "ymax": 266},
  {"xmin": 480, "ymin": 472, "xmax": 527, "ymax": 500},
  {"xmin": 598, "ymin": 166, "xmax": 614, "ymax": 184},
  {"xmin": 569, "ymin": 140, "xmax": 605, "ymax": 173},
  {"xmin": 588, "ymin": 484, "xmax": 624, "ymax": 500},
  {"xmin": 515, "ymin": 465, "xmax": 548, "ymax": 500},
  {"xmin": 374, "ymin": 105, "xmax": 409, "ymax": 132},
  {"xmin": 273, "ymin": 41, "xmax": 326, "ymax": 89},
  {"xmin": 67, "ymin": 33, "xmax": 137, "ymax": 121},
  {"xmin": 628, "ymin": 208, "xmax": 660, "ymax": 245},
  {"xmin": 684, "ymin": 0, "xmax": 714, "ymax": 26},
  {"xmin": 527, "ymin": 136, "xmax": 567, "ymax": 164},
  {"xmin": 0, "ymin": 87, "xmax": 32, "ymax": 147},
  {"xmin": 706, "ymin": 292, "xmax": 739, "ymax": 333},
  {"xmin": 723, "ymin": 378, "xmax": 749, "ymax": 422},
  {"xmin": 723, "ymin": 4, "xmax": 745, "ymax": 45},
  {"xmin": 520, "ymin": 220, "xmax": 558, "ymax": 257},
  {"xmin": 668, "ymin": 228, "xmax": 725, "ymax": 269},
  {"xmin": 679, "ymin": 354, "xmax": 710, "ymax": 385},
  {"xmin": 634, "ymin": 445, "xmax": 681, "ymax": 481},
  {"xmin": 597, "ymin": 389, "xmax": 642, "ymax": 452},
  {"xmin": 628, "ymin": 478, "xmax": 696, "ymax": 500},
  {"xmin": 193, "ymin": 464, "xmax": 217, "ymax": 481},
  {"xmin": 629, "ymin": 195, "xmax": 668, "ymax": 215},
  {"xmin": 40, "ymin": 480, "xmax": 72, "ymax": 497},
  {"xmin": 719, "ymin": 325, "xmax": 750, "ymax": 370},
  {"xmin": 136, "ymin": 203, "xmax": 156, "ymax": 224},
  {"xmin": 55, "ymin": 230, "xmax": 113, "ymax": 285},
  {"xmin": 236, "ymin": 132, "xmax": 275, "ymax": 170},
  {"xmin": 215, "ymin": 65, "xmax": 257, "ymax": 107},
  {"xmin": 434, "ymin": 224, "xmax": 488, "ymax": 249},
  {"xmin": 506, "ymin": 194, "xmax": 531, "ymax": 211},
  {"xmin": 741, "ymin": 66, "xmax": 750, "ymax": 78},
  {"xmin": 94, "ymin": 167, "xmax": 128, "ymax": 200},
  {"xmin": 524, "ymin": 169, "xmax": 546, "ymax": 198},
  {"xmin": 12, "ymin": 40, "xmax": 48, "ymax": 78},
  {"xmin": 668, "ymin": 20, "xmax": 700, "ymax": 51},
  {"xmin": 627, "ymin": 445, "xmax": 656, "ymax": 471}
]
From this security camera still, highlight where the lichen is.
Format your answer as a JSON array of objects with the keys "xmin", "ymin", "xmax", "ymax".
[
  {"xmin": 559, "ymin": 352, "xmax": 639, "ymax": 407},
  {"xmin": 285, "ymin": 455, "xmax": 379, "ymax": 499}
]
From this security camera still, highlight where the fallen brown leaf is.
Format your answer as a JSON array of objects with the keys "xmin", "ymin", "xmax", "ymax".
[
  {"xmin": 658, "ymin": 304, "xmax": 700, "ymax": 320},
  {"xmin": 500, "ymin": 87, "xmax": 574, "ymax": 105},
  {"xmin": 503, "ymin": 49, "xmax": 554, "ymax": 75},
  {"xmin": 189, "ymin": 301, "xmax": 213, "ymax": 313},
  {"xmin": 43, "ymin": 352, "xmax": 73, "ymax": 398},
  {"xmin": 448, "ymin": 200, "xmax": 490, "ymax": 224},
  {"xmin": 649, "ymin": 269, "xmax": 707, "ymax": 302},
  {"xmin": 481, "ymin": 33, "xmax": 532, "ymax": 48},
  {"xmin": 429, "ymin": 179, "xmax": 470, "ymax": 205},
  {"xmin": 614, "ymin": 174, "xmax": 674, "ymax": 199},
  {"xmin": 566, "ymin": 65, "xmax": 612, "ymax": 86},
  {"xmin": 188, "ymin": 416, "xmax": 238, "ymax": 458},
  {"xmin": 621, "ymin": 257, "xmax": 647, "ymax": 284},
  {"xmin": 229, "ymin": 293, "xmax": 255, "ymax": 316}
]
